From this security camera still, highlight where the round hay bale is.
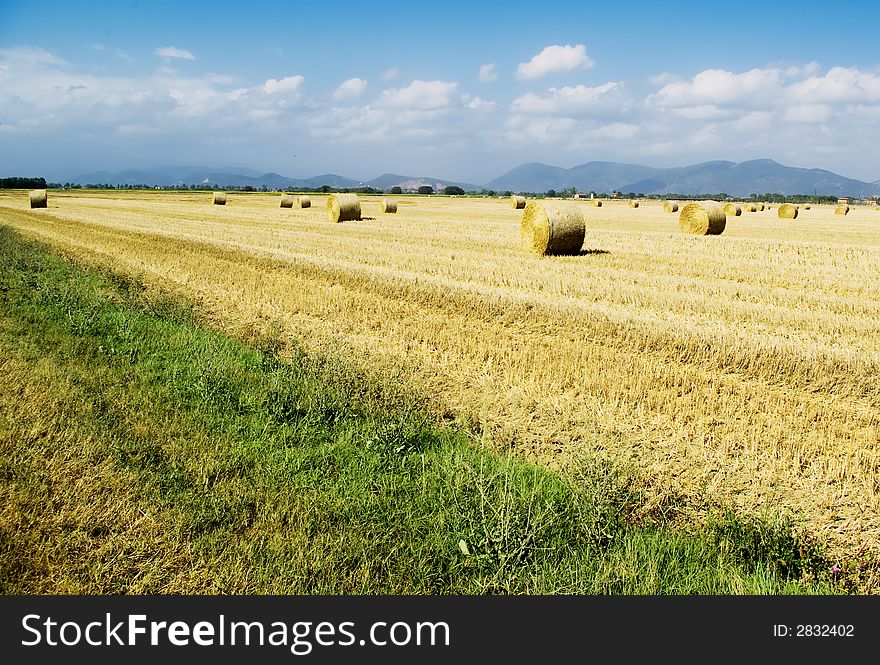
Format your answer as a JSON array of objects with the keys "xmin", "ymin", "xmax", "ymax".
[
  {"xmin": 663, "ymin": 201, "xmax": 679, "ymax": 213},
  {"xmin": 835, "ymin": 205, "xmax": 849, "ymax": 215},
  {"xmin": 757, "ymin": 203, "xmax": 765, "ymax": 211},
  {"xmin": 29, "ymin": 189, "xmax": 47, "ymax": 209},
  {"xmin": 521, "ymin": 201, "xmax": 585, "ymax": 256},
  {"xmin": 327, "ymin": 193, "xmax": 361, "ymax": 223},
  {"xmin": 280, "ymin": 194, "xmax": 294, "ymax": 208},
  {"xmin": 723, "ymin": 203, "xmax": 742, "ymax": 216},
  {"xmin": 298, "ymin": 195, "xmax": 311, "ymax": 208},
  {"xmin": 744, "ymin": 203, "xmax": 757, "ymax": 212},
  {"xmin": 381, "ymin": 198, "xmax": 397, "ymax": 214},
  {"xmin": 213, "ymin": 192, "xmax": 227, "ymax": 205},
  {"xmin": 510, "ymin": 195, "xmax": 526, "ymax": 209},
  {"xmin": 679, "ymin": 200, "xmax": 726, "ymax": 235},
  {"xmin": 803, "ymin": 204, "xmax": 811, "ymax": 210},
  {"xmin": 590, "ymin": 199, "xmax": 603, "ymax": 207},
  {"xmin": 778, "ymin": 203, "xmax": 798, "ymax": 219},
  {"xmin": 629, "ymin": 200, "xmax": 639, "ymax": 208}
]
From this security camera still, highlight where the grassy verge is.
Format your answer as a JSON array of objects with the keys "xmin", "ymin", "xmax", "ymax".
[{"xmin": 0, "ymin": 226, "xmax": 842, "ymax": 593}]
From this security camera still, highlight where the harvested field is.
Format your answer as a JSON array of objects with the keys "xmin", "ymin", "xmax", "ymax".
[{"xmin": 3, "ymin": 191, "xmax": 880, "ymax": 561}]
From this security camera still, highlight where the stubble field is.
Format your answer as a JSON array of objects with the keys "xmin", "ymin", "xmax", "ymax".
[{"xmin": 2, "ymin": 190, "xmax": 879, "ymax": 562}]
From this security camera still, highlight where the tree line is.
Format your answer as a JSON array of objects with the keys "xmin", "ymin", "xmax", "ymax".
[{"xmin": 0, "ymin": 177, "xmax": 47, "ymax": 189}]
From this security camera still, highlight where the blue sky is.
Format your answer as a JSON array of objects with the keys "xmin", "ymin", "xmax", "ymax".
[{"xmin": 1, "ymin": 0, "xmax": 879, "ymax": 183}]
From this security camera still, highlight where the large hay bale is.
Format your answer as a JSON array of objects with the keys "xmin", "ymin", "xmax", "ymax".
[
  {"xmin": 757, "ymin": 203, "xmax": 765, "ymax": 211},
  {"xmin": 723, "ymin": 203, "xmax": 742, "ymax": 216},
  {"xmin": 381, "ymin": 198, "xmax": 397, "ymax": 213},
  {"xmin": 510, "ymin": 195, "xmax": 526, "ymax": 209},
  {"xmin": 835, "ymin": 205, "xmax": 849, "ymax": 215},
  {"xmin": 29, "ymin": 189, "xmax": 47, "ymax": 209},
  {"xmin": 663, "ymin": 201, "xmax": 679, "ymax": 213},
  {"xmin": 590, "ymin": 199, "xmax": 602, "ymax": 207},
  {"xmin": 280, "ymin": 194, "xmax": 294, "ymax": 208},
  {"xmin": 521, "ymin": 201, "xmax": 585, "ymax": 256},
  {"xmin": 803, "ymin": 205, "xmax": 811, "ymax": 210},
  {"xmin": 744, "ymin": 203, "xmax": 757, "ymax": 212},
  {"xmin": 298, "ymin": 195, "xmax": 311, "ymax": 208},
  {"xmin": 628, "ymin": 200, "xmax": 639, "ymax": 208},
  {"xmin": 777, "ymin": 203, "xmax": 798, "ymax": 219},
  {"xmin": 679, "ymin": 200, "xmax": 726, "ymax": 235},
  {"xmin": 327, "ymin": 193, "xmax": 361, "ymax": 222},
  {"xmin": 213, "ymin": 192, "xmax": 226, "ymax": 205}
]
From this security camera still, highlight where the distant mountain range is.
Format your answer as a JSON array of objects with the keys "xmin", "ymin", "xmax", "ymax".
[
  {"xmin": 486, "ymin": 159, "xmax": 880, "ymax": 198},
  {"xmin": 67, "ymin": 166, "xmax": 479, "ymax": 192},
  {"xmin": 67, "ymin": 159, "xmax": 880, "ymax": 197}
]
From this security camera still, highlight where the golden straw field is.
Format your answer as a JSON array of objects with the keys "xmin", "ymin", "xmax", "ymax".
[{"xmin": 3, "ymin": 190, "xmax": 880, "ymax": 560}]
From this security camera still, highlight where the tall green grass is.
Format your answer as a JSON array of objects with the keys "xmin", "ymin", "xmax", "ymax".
[{"xmin": 0, "ymin": 226, "xmax": 838, "ymax": 593}]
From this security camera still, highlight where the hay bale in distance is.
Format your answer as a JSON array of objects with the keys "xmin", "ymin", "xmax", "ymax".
[
  {"xmin": 744, "ymin": 203, "xmax": 757, "ymax": 212},
  {"xmin": 29, "ymin": 189, "xmax": 47, "ymax": 209},
  {"xmin": 213, "ymin": 192, "xmax": 227, "ymax": 205},
  {"xmin": 803, "ymin": 205, "xmax": 811, "ymax": 210},
  {"xmin": 327, "ymin": 193, "xmax": 361, "ymax": 223},
  {"xmin": 723, "ymin": 203, "xmax": 742, "ymax": 216},
  {"xmin": 663, "ymin": 201, "xmax": 679, "ymax": 213},
  {"xmin": 628, "ymin": 200, "xmax": 639, "ymax": 208},
  {"xmin": 298, "ymin": 195, "xmax": 311, "ymax": 208},
  {"xmin": 835, "ymin": 205, "xmax": 850, "ymax": 215},
  {"xmin": 679, "ymin": 200, "xmax": 726, "ymax": 235},
  {"xmin": 757, "ymin": 203, "xmax": 765, "ymax": 211},
  {"xmin": 590, "ymin": 199, "xmax": 603, "ymax": 207},
  {"xmin": 521, "ymin": 201, "xmax": 585, "ymax": 256},
  {"xmin": 510, "ymin": 195, "xmax": 526, "ymax": 209},
  {"xmin": 280, "ymin": 194, "xmax": 294, "ymax": 208},
  {"xmin": 778, "ymin": 203, "xmax": 798, "ymax": 219},
  {"xmin": 381, "ymin": 198, "xmax": 398, "ymax": 214}
]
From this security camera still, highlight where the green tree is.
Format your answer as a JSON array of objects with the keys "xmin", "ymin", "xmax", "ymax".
[
  {"xmin": 417, "ymin": 185, "xmax": 434, "ymax": 195},
  {"xmin": 442, "ymin": 185, "xmax": 465, "ymax": 195},
  {"xmin": 390, "ymin": 186, "xmax": 403, "ymax": 195}
]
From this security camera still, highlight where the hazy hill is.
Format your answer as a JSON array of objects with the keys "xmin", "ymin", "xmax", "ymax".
[
  {"xmin": 488, "ymin": 159, "xmax": 880, "ymax": 197},
  {"xmin": 66, "ymin": 160, "xmax": 880, "ymax": 197}
]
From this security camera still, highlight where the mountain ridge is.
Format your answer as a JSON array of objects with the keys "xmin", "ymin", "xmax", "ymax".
[{"xmin": 65, "ymin": 160, "xmax": 880, "ymax": 197}]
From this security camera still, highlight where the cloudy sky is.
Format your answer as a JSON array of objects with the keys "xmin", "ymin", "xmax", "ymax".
[{"xmin": 1, "ymin": 0, "xmax": 879, "ymax": 184}]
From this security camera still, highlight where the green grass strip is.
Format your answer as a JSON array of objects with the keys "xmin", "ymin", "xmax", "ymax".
[{"xmin": 0, "ymin": 226, "xmax": 840, "ymax": 594}]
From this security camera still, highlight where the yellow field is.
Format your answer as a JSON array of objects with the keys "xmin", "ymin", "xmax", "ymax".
[{"xmin": 3, "ymin": 190, "xmax": 880, "ymax": 560}]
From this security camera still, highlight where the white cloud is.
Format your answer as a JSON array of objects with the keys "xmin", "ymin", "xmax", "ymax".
[
  {"xmin": 478, "ymin": 64, "xmax": 497, "ymax": 83},
  {"xmin": 671, "ymin": 105, "xmax": 732, "ymax": 120},
  {"xmin": 593, "ymin": 122, "xmax": 639, "ymax": 140},
  {"xmin": 379, "ymin": 80, "xmax": 459, "ymax": 111},
  {"xmin": 263, "ymin": 75, "xmax": 304, "ymax": 95},
  {"xmin": 783, "ymin": 104, "xmax": 832, "ymax": 123},
  {"xmin": 787, "ymin": 67, "xmax": 880, "ymax": 104},
  {"xmin": 511, "ymin": 82, "xmax": 619, "ymax": 115},
  {"xmin": 333, "ymin": 77, "xmax": 367, "ymax": 100},
  {"xmin": 154, "ymin": 46, "xmax": 195, "ymax": 60},
  {"xmin": 647, "ymin": 68, "xmax": 781, "ymax": 107},
  {"xmin": 516, "ymin": 44, "xmax": 593, "ymax": 80},
  {"xmin": 466, "ymin": 96, "xmax": 494, "ymax": 110},
  {"xmin": 0, "ymin": 47, "xmax": 67, "ymax": 66}
]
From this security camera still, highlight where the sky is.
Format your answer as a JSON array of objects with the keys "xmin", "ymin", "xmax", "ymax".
[{"xmin": 1, "ymin": 0, "xmax": 879, "ymax": 184}]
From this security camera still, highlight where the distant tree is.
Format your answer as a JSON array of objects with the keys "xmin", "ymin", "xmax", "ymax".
[
  {"xmin": 0, "ymin": 176, "xmax": 47, "ymax": 189},
  {"xmin": 442, "ymin": 185, "xmax": 465, "ymax": 195},
  {"xmin": 417, "ymin": 185, "xmax": 434, "ymax": 195},
  {"xmin": 560, "ymin": 187, "xmax": 576, "ymax": 198},
  {"xmin": 320, "ymin": 185, "xmax": 331, "ymax": 193},
  {"xmin": 390, "ymin": 186, "xmax": 403, "ymax": 195},
  {"xmin": 546, "ymin": 189, "xmax": 557, "ymax": 198}
]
